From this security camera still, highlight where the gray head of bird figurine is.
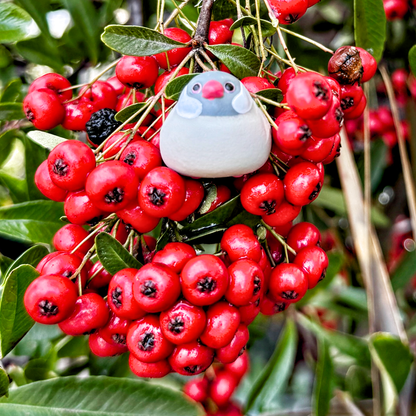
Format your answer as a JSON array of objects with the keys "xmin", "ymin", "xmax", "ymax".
[{"xmin": 160, "ymin": 71, "xmax": 272, "ymax": 178}]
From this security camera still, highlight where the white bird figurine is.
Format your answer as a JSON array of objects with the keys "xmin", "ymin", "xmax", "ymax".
[{"xmin": 160, "ymin": 71, "xmax": 272, "ymax": 178}]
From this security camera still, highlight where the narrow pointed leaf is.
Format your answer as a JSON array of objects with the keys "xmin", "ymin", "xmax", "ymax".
[
  {"xmin": 0, "ymin": 103, "xmax": 24, "ymax": 121},
  {"xmin": 102, "ymin": 25, "xmax": 188, "ymax": 56},
  {"xmin": 4, "ymin": 245, "xmax": 48, "ymax": 279},
  {"xmin": 115, "ymin": 102, "xmax": 147, "ymax": 123},
  {"xmin": 314, "ymin": 338, "xmax": 334, "ymax": 416},
  {"xmin": 95, "ymin": 232, "xmax": 143, "ymax": 275},
  {"xmin": 0, "ymin": 265, "xmax": 39, "ymax": 358},
  {"xmin": 27, "ymin": 131, "xmax": 67, "ymax": 151},
  {"xmin": 165, "ymin": 74, "xmax": 198, "ymax": 101}
]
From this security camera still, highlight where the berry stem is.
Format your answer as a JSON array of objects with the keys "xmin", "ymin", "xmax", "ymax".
[
  {"xmin": 255, "ymin": 98, "xmax": 279, "ymax": 130},
  {"xmin": 198, "ymin": 49, "xmax": 218, "ymax": 70},
  {"xmin": 71, "ymin": 246, "xmax": 95, "ymax": 296},
  {"xmin": 278, "ymin": 27, "xmax": 334, "ymax": 54},
  {"xmin": 164, "ymin": 0, "xmax": 192, "ymax": 27},
  {"xmin": 255, "ymin": 0, "xmax": 267, "ymax": 76},
  {"xmin": 264, "ymin": 240, "xmax": 276, "ymax": 267},
  {"xmin": 251, "ymin": 93, "xmax": 288, "ymax": 108},
  {"xmin": 171, "ymin": 0, "xmax": 197, "ymax": 30},
  {"xmin": 86, "ymin": 264, "xmax": 105, "ymax": 285},
  {"xmin": 260, "ymin": 219, "xmax": 297, "ymax": 256},
  {"xmin": 276, "ymin": 26, "xmax": 298, "ymax": 74},
  {"xmin": 194, "ymin": 53, "xmax": 213, "ymax": 72}
]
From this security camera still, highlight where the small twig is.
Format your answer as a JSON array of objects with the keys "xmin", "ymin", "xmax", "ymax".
[
  {"xmin": 261, "ymin": 220, "xmax": 297, "ymax": 255},
  {"xmin": 255, "ymin": 0, "xmax": 267, "ymax": 76},
  {"xmin": 276, "ymin": 26, "xmax": 298, "ymax": 73},
  {"xmin": 279, "ymin": 27, "xmax": 334, "ymax": 54},
  {"xmin": 199, "ymin": 48, "xmax": 218, "ymax": 70},
  {"xmin": 252, "ymin": 93, "xmax": 288, "ymax": 108},
  {"xmin": 164, "ymin": 0, "xmax": 192, "ymax": 27},
  {"xmin": 235, "ymin": 0, "xmax": 247, "ymax": 48},
  {"xmin": 171, "ymin": 0, "xmax": 197, "ymax": 30},
  {"xmin": 255, "ymin": 98, "xmax": 279, "ymax": 130},
  {"xmin": 195, "ymin": 53, "xmax": 212, "ymax": 71}
]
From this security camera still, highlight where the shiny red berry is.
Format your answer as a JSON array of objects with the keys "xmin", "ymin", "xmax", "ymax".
[
  {"xmin": 169, "ymin": 341, "xmax": 214, "ymax": 376},
  {"xmin": 89, "ymin": 332, "xmax": 127, "ymax": 357},
  {"xmin": 169, "ymin": 179, "xmax": 205, "ymax": 222},
  {"xmin": 216, "ymin": 324, "xmax": 249, "ymax": 364},
  {"xmin": 209, "ymin": 370, "xmax": 238, "ymax": 407},
  {"xmin": 99, "ymin": 312, "xmax": 130, "ymax": 346},
  {"xmin": 287, "ymin": 221, "xmax": 321, "ymax": 251},
  {"xmin": 184, "ymin": 378, "xmax": 209, "ymax": 403},
  {"xmin": 268, "ymin": 0, "xmax": 308, "ymax": 24},
  {"xmin": 262, "ymin": 199, "xmax": 301, "ymax": 227},
  {"xmin": 241, "ymin": 76, "xmax": 274, "ymax": 94},
  {"xmin": 129, "ymin": 355, "xmax": 171, "ymax": 378},
  {"xmin": 154, "ymin": 28, "xmax": 192, "ymax": 69},
  {"xmin": 269, "ymin": 263, "xmax": 308, "ymax": 303},
  {"xmin": 152, "ymin": 242, "xmax": 196, "ymax": 274},
  {"xmin": 62, "ymin": 100, "xmax": 96, "ymax": 131},
  {"xmin": 116, "ymin": 201, "xmax": 160, "ymax": 234},
  {"xmin": 294, "ymin": 245, "xmax": 328, "ymax": 289},
  {"xmin": 155, "ymin": 67, "xmax": 190, "ymax": 106},
  {"xmin": 79, "ymin": 81, "xmax": 118, "ymax": 110},
  {"xmin": 28, "ymin": 73, "xmax": 72, "ymax": 103},
  {"xmin": 301, "ymin": 136, "xmax": 335, "ymax": 163},
  {"xmin": 35, "ymin": 160, "xmax": 68, "ymax": 202},
  {"xmin": 224, "ymin": 351, "xmax": 250, "ymax": 381},
  {"xmin": 116, "ymin": 56, "xmax": 159, "ymax": 89},
  {"xmin": 64, "ymin": 191, "xmax": 104, "ymax": 226},
  {"xmin": 87, "ymin": 261, "xmax": 113, "ymax": 290},
  {"xmin": 53, "ymin": 224, "xmax": 92, "ymax": 255}
]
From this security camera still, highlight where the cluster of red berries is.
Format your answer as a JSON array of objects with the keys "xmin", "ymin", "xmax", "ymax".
[
  {"xmin": 183, "ymin": 352, "xmax": 249, "ymax": 416},
  {"xmin": 383, "ymin": 0, "xmax": 416, "ymax": 20}
]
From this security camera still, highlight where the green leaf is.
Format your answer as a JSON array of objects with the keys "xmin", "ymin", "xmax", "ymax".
[
  {"xmin": 61, "ymin": 0, "xmax": 99, "ymax": 64},
  {"xmin": 4, "ymin": 245, "xmax": 48, "ymax": 280},
  {"xmin": 0, "ymin": 254, "xmax": 13, "ymax": 284},
  {"xmin": 313, "ymin": 338, "xmax": 334, "ymax": 416},
  {"xmin": 25, "ymin": 350, "xmax": 57, "ymax": 381},
  {"xmin": 0, "ymin": 129, "xmax": 19, "ymax": 167},
  {"xmin": 24, "ymin": 135, "xmax": 49, "ymax": 200},
  {"xmin": 165, "ymin": 74, "xmax": 198, "ymax": 101},
  {"xmin": 391, "ymin": 250, "xmax": 416, "ymax": 290},
  {"xmin": 297, "ymin": 313, "xmax": 371, "ymax": 368},
  {"xmin": 95, "ymin": 232, "xmax": 143, "ymax": 275},
  {"xmin": 354, "ymin": 0, "xmax": 386, "ymax": 62},
  {"xmin": 255, "ymin": 88, "xmax": 283, "ymax": 103},
  {"xmin": 16, "ymin": 35, "xmax": 63, "ymax": 71},
  {"xmin": 245, "ymin": 319, "xmax": 298, "ymax": 413},
  {"xmin": 102, "ymin": 25, "xmax": 187, "ymax": 56},
  {"xmin": 1, "ymin": 79, "xmax": 22, "ymax": 103},
  {"xmin": 0, "ymin": 200, "xmax": 64, "ymax": 245},
  {"xmin": 115, "ymin": 103, "xmax": 147, "ymax": 123},
  {"xmin": 0, "ymin": 376, "xmax": 202, "ymax": 415},
  {"xmin": 0, "ymin": 3, "xmax": 34, "ymax": 44},
  {"xmin": 0, "ymin": 102, "xmax": 24, "ymax": 121},
  {"xmin": 369, "ymin": 333, "xmax": 413, "ymax": 413},
  {"xmin": 212, "ymin": 0, "xmax": 235, "ymax": 20},
  {"xmin": 409, "ymin": 45, "xmax": 416, "ymax": 77},
  {"xmin": 230, "ymin": 16, "xmax": 276, "ymax": 37},
  {"xmin": 0, "ymin": 367, "xmax": 9, "ymax": 398},
  {"xmin": 0, "ymin": 264, "xmax": 39, "ymax": 358},
  {"xmin": 346, "ymin": 366, "xmax": 372, "ymax": 399},
  {"xmin": 27, "ymin": 131, "xmax": 67, "ymax": 151},
  {"xmin": 0, "ymin": 171, "xmax": 28, "ymax": 203},
  {"xmin": 205, "ymin": 45, "xmax": 260, "ymax": 79},
  {"xmin": 313, "ymin": 186, "xmax": 390, "ymax": 227}
]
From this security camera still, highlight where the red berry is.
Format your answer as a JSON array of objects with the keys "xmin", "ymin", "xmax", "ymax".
[
  {"xmin": 24, "ymin": 274, "xmax": 78, "ymax": 324},
  {"xmin": 87, "ymin": 261, "xmax": 113, "ymax": 290},
  {"xmin": 108, "ymin": 269, "xmax": 146, "ymax": 320},
  {"xmin": 86, "ymin": 161, "xmax": 139, "ymax": 212},
  {"xmin": 343, "ymin": 94, "xmax": 367, "ymax": 120},
  {"xmin": 169, "ymin": 341, "xmax": 214, "ymax": 376},
  {"xmin": 383, "ymin": 0, "xmax": 408, "ymax": 20},
  {"xmin": 209, "ymin": 21, "xmax": 233, "ymax": 45},
  {"xmin": 226, "ymin": 260, "xmax": 264, "ymax": 306},
  {"xmin": 262, "ymin": 199, "xmax": 301, "ymax": 227},
  {"xmin": 184, "ymin": 378, "xmax": 209, "ymax": 403},
  {"xmin": 241, "ymin": 173, "xmax": 284, "ymax": 216},
  {"xmin": 278, "ymin": 67, "xmax": 296, "ymax": 94},
  {"xmin": 133, "ymin": 263, "xmax": 181, "ymax": 313},
  {"xmin": 154, "ymin": 67, "xmax": 190, "ymax": 106},
  {"xmin": 181, "ymin": 254, "xmax": 229, "ymax": 306},
  {"xmin": 340, "ymin": 84, "xmax": 364, "ymax": 115},
  {"xmin": 205, "ymin": 184, "xmax": 231, "ymax": 213},
  {"xmin": 99, "ymin": 312, "xmax": 130, "ymax": 346},
  {"xmin": 241, "ymin": 76, "xmax": 274, "ymax": 94},
  {"xmin": 48, "ymin": 141, "xmax": 96, "ymax": 191},
  {"xmin": 294, "ymin": 245, "xmax": 328, "ymax": 288},
  {"xmin": 238, "ymin": 298, "xmax": 261, "ymax": 325},
  {"xmin": 154, "ymin": 28, "xmax": 192, "ymax": 69},
  {"xmin": 260, "ymin": 295, "xmax": 287, "ymax": 315},
  {"xmin": 221, "ymin": 224, "xmax": 262, "ymax": 263},
  {"xmin": 36, "ymin": 251, "xmax": 63, "ymax": 273},
  {"xmin": 200, "ymin": 302, "xmax": 240, "ymax": 349},
  {"xmin": 160, "ymin": 300, "xmax": 206, "ymax": 345},
  {"xmin": 35, "ymin": 160, "xmax": 68, "ymax": 202},
  {"xmin": 152, "ymin": 242, "xmax": 196, "ymax": 274},
  {"xmin": 58, "ymin": 293, "xmax": 109, "ymax": 336},
  {"xmin": 325, "ymin": 76, "xmax": 341, "ymax": 99},
  {"xmin": 129, "ymin": 355, "xmax": 171, "ymax": 378},
  {"xmin": 64, "ymin": 191, "xmax": 104, "ymax": 226},
  {"xmin": 356, "ymin": 47, "xmax": 377, "ymax": 83},
  {"xmin": 224, "ymin": 351, "xmax": 249, "ymax": 381},
  {"xmin": 306, "ymin": 97, "xmax": 344, "ymax": 138},
  {"xmin": 209, "ymin": 370, "xmax": 238, "ymax": 407},
  {"xmin": 116, "ymin": 201, "xmax": 160, "ymax": 234},
  {"xmin": 127, "ymin": 315, "xmax": 174, "ymax": 362},
  {"xmin": 284, "ymin": 161, "xmax": 322, "ymax": 206},
  {"xmin": 301, "ymin": 136, "xmax": 335, "ymax": 163},
  {"xmin": 53, "ymin": 224, "xmax": 92, "ymax": 255},
  {"xmin": 169, "ymin": 179, "xmax": 205, "ymax": 222},
  {"xmin": 89, "ymin": 332, "xmax": 127, "ymax": 357},
  {"xmin": 28, "ymin": 73, "xmax": 72, "ymax": 103},
  {"xmin": 116, "ymin": 56, "xmax": 159, "ymax": 89},
  {"xmin": 139, "ymin": 167, "xmax": 186, "ymax": 218},
  {"xmin": 24, "ymin": 89, "xmax": 65, "ymax": 130},
  {"xmin": 106, "ymin": 75, "xmax": 126, "ymax": 95},
  {"xmin": 62, "ymin": 100, "xmax": 96, "ymax": 131},
  {"xmin": 79, "ymin": 81, "xmax": 118, "ymax": 111},
  {"xmin": 115, "ymin": 90, "xmax": 146, "ymax": 112},
  {"xmin": 287, "ymin": 221, "xmax": 321, "ymax": 251},
  {"xmin": 286, "ymin": 73, "xmax": 332, "ymax": 120},
  {"xmin": 216, "ymin": 324, "xmax": 249, "ymax": 364},
  {"xmin": 269, "ymin": 263, "xmax": 308, "ymax": 303},
  {"xmin": 268, "ymin": 0, "xmax": 308, "ymax": 24}
]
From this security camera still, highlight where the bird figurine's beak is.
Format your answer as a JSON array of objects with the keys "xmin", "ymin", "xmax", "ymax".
[{"xmin": 202, "ymin": 80, "xmax": 224, "ymax": 100}]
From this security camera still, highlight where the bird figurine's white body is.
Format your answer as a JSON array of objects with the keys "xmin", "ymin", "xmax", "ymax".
[{"xmin": 160, "ymin": 72, "xmax": 272, "ymax": 178}]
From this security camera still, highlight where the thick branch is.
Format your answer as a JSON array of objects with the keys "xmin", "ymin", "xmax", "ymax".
[{"xmin": 193, "ymin": 0, "xmax": 215, "ymax": 72}]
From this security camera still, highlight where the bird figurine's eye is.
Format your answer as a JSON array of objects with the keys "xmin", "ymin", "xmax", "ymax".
[
  {"xmin": 192, "ymin": 83, "xmax": 202, "ymax": 93},
  {"xmin": 224, "ymin": 82, "xmax": 235, "ymax": 92}
]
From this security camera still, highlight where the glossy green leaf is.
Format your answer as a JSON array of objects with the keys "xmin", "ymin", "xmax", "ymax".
[
  {"xmin": 0, "ymin": 254, "xmax": 13, "ymax": 284},
  {"xmin": 27, "ymin": 131, "xmax": 67, "ymax": 151},
  {"xmin": 255, "ymin": 88, "xmax": 283, "ymax": 103},
  {"xmin": 391, "ymin": 250, "xmax": 416, "ymax": 290},
  {"xmin": 205, "ymin": 45, "xmax": 260, "ymax": 79},
  {"xmin": 102, "ymin": 25, "xmax": 188, "ymax": 56},
  {"xmin": 0, "ymin": 200, "xmax": 64, "ymax": 245},
  {"xmin": 0, "ymin": 367, "xmax": 9, "ymax": 398},
  {"xmin": 95, "ymin": 232, "xmax": 143, "ymax": 275},
  {"xmin": 297, "ymin": 313, "xmax": 371, "ymax": 368},
  {"xmin": 354, "ymin": 0, "xmax": 386, "ymax": 62},
  {"xmin": 155, "ymin": 225, "xmax": 171, "ymax": 252},
  {"xmin": 409, "ymin": 45, "xmax": 416, "ymax": 77},
  {"xmin": 61, "ymin": 0, "xmax": 99, "ymax": 64},
  {"xmin": 0, "ymin": 130, "xmax": 18, "ymax": 167},
  {"xmin": 16, "ymin": 35, "xmax": 63, "ymax": 70},
  {"xmin": 0, "ymin": 376, "xmax": 202, "ymax": 415},
  {"xmin": 165, "ymin": 74, "xmax": 198, "ymax": 101},
  {"xmin": 115, "ymin": 102, "xmax": 147, "ymax": 123},
  {"xmin": 313, "ymin": 338, "xmax": 334, "ymax": 416},
  {"xmin": 369, "ymin": 333, "xmax": 413, "ymax": 413},
  {"xmin": 0, "ymin": 3, "xmax": 34, "ymax": 44},
  {"xmin": 230, "ymin": 16, "xmax": 276, "ymax": 37},
  {"xmin": 0, "ymin": 265, "xmax": 39, "ymax": 358},
  {"xmin": 245, "ymin": 319, "xmax": 298, "ymax": 413},
  {"xmin": 0, "ymin": 171, "xmax": 28, "ymax": 203},
  {"xmin": 313, "ymin": 186, "xmax": 390, "ymax": 227},
  {"xmin": 0, "ymin": 102, "xmax": 24, "ymax": 121},
  {"xmin": 4, "ymin": 245, "xmax": 48, "ymax": 279},
  {"xmin": 1, "ymin": 79, "xmax": 22, "ymax": 103}
]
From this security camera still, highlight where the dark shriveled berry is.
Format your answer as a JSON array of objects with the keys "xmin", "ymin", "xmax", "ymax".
[
  {"xmin": 86, "ymin": 108, "xmax": 122, "ymax": 146},
  {"xmin": 328, "ymin": 46, "xmax": 363, "ymax": 85}
]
